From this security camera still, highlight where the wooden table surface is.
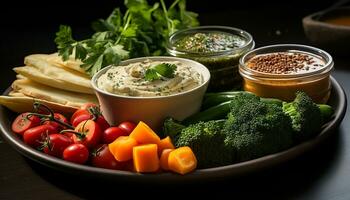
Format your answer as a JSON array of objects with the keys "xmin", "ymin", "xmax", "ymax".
[{"xmin": 0, "ymin": 5, "xmax": 349, "ymax": 199}]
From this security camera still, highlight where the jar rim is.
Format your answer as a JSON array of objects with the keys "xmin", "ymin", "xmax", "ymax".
[
  {"xmin": 167, "ymin": 26, "xmax": 255, "ymax": 57},
  {"xmin": 239, "ymin": 44, "xmax": 334, "ymax": 79}
]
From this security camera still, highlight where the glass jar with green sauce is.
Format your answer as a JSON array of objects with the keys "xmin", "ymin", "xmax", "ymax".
[{"xmin": 167, "ymin": 26, "xmax": 254, "ymax": 91}]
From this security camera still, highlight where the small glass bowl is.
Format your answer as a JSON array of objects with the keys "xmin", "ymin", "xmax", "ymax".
[
  {"xmin": 239, "ymin": 44, "xmax": 334, "ymax": 103},
  {"xmin": 167, "ymin": 26, "xmax": 255, "ymax": 91}
]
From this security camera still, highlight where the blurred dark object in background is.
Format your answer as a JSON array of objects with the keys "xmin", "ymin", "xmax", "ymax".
[
  {"xmin": 0, "ymin": 0, "xmax": 338, "ymax": 27},
  {"xmin": 303, "ymin": 0, "xmax": 350, "ymax": 57},
  {"xmin": 0, "ymin": 0, "xmax": 341, "ymax": 92}
]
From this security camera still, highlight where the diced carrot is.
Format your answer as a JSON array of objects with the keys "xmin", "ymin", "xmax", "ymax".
[
  {"xmin": 133, "ymin": 144, "xmax": 159, "ymax": 173},
  {"xmin": 160, "ymin": 149, "xmax": 174, "ymax": 171},
  {"xmin": 108, "ymin": 136, "xmax": 138, "ymax": 162},
  {"xmin": 168, "ymin": 146, "xmax": 197, "ymax": 175},
  {"xmin": 158, "ymin": 136, "xmax": 175, "ymax": 155},
  {"xmin": 129, "ymin": 121, "xmax": 161, "ymax": 145}
]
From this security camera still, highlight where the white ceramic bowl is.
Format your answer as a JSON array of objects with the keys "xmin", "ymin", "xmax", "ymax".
[{"xmin": 91, "ymin": 56, "xmax": 210, "ymax": 130}]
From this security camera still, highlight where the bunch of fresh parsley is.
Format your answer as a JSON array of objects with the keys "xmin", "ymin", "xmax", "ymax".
[{"xmin": 54, "ymin": 0, "xmax": 199, "ymax": 76}]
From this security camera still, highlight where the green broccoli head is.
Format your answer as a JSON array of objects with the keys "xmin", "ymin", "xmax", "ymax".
[
  {"xmin": 224, "ymin": 94, "xmax": 294, "ymax": 162},
  {"xmin": 162, "ymin": 117, "xmax": 186, "ymax": 141},
  {"xmin": 282, "ymin": 91, "xmax": 323, "ymax": 141},
  {"xmin": 175, "ymin": 120, "xmax": 232, "ymax": 168}
]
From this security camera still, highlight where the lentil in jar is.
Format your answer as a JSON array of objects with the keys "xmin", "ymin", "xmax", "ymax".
[
  {"xmin": 239, "ymin": 46, "xmax": 333, "ymax": 104},
  {"xmin": 246, "ymin": 52, "xmax": 325, "ymax": 74}
]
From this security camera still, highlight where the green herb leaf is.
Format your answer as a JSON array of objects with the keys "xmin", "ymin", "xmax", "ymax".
[
  {"xmin": 145, "ymin": 68, "xmax": 160, "ymax": 81},
  {"xmin": 145, "ymin": 63, "xmax": 177, "ymax": 81},
  {"xmin": 153, "ymin": 63, "xmax": 177, "ymax": 78},
  {"xmin": 55, "ymin": 0, "xmax": 199, "ymax": 76},
  {"xmin": 75, "ymin": 44, "xmax": 87, "ymax": 60},
  {"xmin": 92, "ymin": 8, "xmax": 122, "ymax": 32},
  {"xmin": 55, "ymin": 25, "xmax": 76, "ymax": 61}
]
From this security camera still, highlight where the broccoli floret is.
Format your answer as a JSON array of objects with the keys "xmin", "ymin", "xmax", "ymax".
[
  {"xmin": 318, "ymin": 104, "xmax": 334, "ymax": 122},
  {"xmin": 162, "ymin": 92, "xmax": 332, "ymax": 168},
  {"xmin": 162, "ymin": 118, "xmax": 186, "ymax": 141},
  {"xmin": 174, "ymin": 120, "xmax": 232, "ymax": 168},
  {"xmin": 282, "ymin": 91, "xmax": 324, "ymax": 141},
  {"xmin": 223, "ymin": 94, "xmax": 294, "ymax": 162}
]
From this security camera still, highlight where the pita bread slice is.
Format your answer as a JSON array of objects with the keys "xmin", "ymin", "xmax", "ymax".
[
  {"xmin": 14, "ymin": 66, "xmax": 94, "ymax": 94},
  {"xmin": 23, "ymin": 54, "xmax": 93, "ymax": 92},
  {"xmin": 12, "ymin": 79, "xmax": 98, "ymax": 108},
  {"xmin": 25, "ymin": 54, "xmax": 89, "ymax": 78},
  {"xmin": 8, "ymin": 90, "xmax": 26, "ymax": 97},
  {"xmin": 46, "ymin": 53, "xmax": 86, "ymax": 74},
  {"xmin": 0, "ymin": 95, "xmax": 77, "ymax": 115},
  {"xmin": 16, "ymin": 74, "xmax": 26, "ymax": 79}
]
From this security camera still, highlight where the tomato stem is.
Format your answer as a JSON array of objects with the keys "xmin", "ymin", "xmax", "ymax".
[
  {"xmin": 87, "ymin": 106, "xmax": 102, "ymax": 121},
  {"xmin": 91, "ymin": 145, "xmax": 104, "ymax": 157},
  {"xmin": 34, "ymin": 102, "xmax": 54, "ymax": 116},
  {"xmin": 60, "ymin": 130, "xmax": 85, "ymax": 139},
  {"xmin": 40, "ymin": 131, "xmax": 51, "ymax": 151},
  {"xmin": 27, "ymin": 102, "xmax": 75, "ymax": 130},
  {"xmin": 37, "ymin": 131, "xmax": 50, "ymax": 151}
]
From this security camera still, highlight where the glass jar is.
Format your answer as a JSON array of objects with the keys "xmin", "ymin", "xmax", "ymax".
[
  {"xmin": 167, "ymin": 26, "xmax": 255, "ymax": 91},
  {"xmin": 239, "ymin": 44, "xmax": 334, "ymax": 103}
]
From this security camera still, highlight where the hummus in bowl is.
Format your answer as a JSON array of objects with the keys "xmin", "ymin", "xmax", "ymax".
[
  {"xmin": 91, "ymin": 57, "xmax": 210, "ymax": 130},
  {"xmin": 96, "ymin": 60, "xmax": 203, "ymax": 97}
]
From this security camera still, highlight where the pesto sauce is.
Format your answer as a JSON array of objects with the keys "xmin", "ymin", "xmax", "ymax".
[{"xmin": 174, "ymin": 32, "xmax": 245, "ymax": 53}]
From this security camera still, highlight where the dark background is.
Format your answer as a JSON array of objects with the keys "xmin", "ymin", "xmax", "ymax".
[
  {"xmin": 0, "ymin": 0, "xmax": 339, "ymax": 92},
  {"xmin": 2, "ymin": 0, "xmax": 350, "ymax": 199}
]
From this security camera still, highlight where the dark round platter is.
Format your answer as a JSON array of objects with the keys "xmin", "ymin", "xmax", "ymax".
[{"xmin": 0, "ymin": 76, "xmax": 347, "ymax": 183}]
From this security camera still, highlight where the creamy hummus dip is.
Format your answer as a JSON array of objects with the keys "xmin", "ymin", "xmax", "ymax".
[{"xmin": 97, "ymin": 60, "xmax": 203, "ymax": 97}]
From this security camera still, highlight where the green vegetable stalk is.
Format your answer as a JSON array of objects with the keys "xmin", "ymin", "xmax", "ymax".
[
  {"xmin": 164, "ymin": 92, "xmax": 334, "ymax": 168},
  {"xmin": 55, "ymin": 0, "xmax": 199, "ymax": 76}
]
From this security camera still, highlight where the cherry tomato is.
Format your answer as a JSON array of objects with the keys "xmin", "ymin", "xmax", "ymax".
[
  {"xmin": 43, "ymin": 113, "xmax": 69, "ymax": 131},
  {"xmin": 62, "ymin": 132, "xmax": 74, "ymax": 140},
  {"xmin": 43, "ymin": 134, "xmax": 73, "ymax": 157},
  {"xmin": 102, "ymin": 127, "xmax": 128, "ymax": 144},
  {"xmin": 71, "ymin": 109, "xmax": 110, "ymax": 131},
  {"xmin": 70, "ymin": 109, "xmax": 90, "ymax": 126},
  {"xmin": 123, "ymin": 160, "xmax": 136, "ymax": 172},
  {"xmin": 91, "ymin": 144, "xmax": 125, "ymax": 170},
  {"xmin": 23, "ymin": 124, "xmax": 56, "ymax": 148},
  {"xmin": 72, "ymin": 120, "xmax": 101, "ymax": 148},
  {"xmin": 71, "ymin": 112, "xmax": 91, "ymax": 127},
  {"xmin": 12, "ymin": 113, "xmax": 41, "ymax": 136},
  {"xmin": 80, "ymin": 103, "xmax": 97, "ymax": 110},
  {"xmin": 63, "ymin": 143, "xmax": 89, "ymax": 164},
  {"xmin": 118, "ymin": 121, "xmax": 136, "ymax": 135},
  {"xmin": 95, "ymin": 116, "xmax": 110, "ymax": 131}
]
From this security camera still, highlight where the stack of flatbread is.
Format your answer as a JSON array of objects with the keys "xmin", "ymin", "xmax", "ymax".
[{"xmin": 0, "ymin": 53, "xmax": 98, "ymax": 115}]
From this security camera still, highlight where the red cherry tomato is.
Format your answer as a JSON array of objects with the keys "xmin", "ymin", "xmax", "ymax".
[
  {"xmin": 118, "ymin": 121, "xmax": 136, "ymax": 135},
  {"xmin": 43, "ymin": 134, "xmax": 73, "ymax": 157},
  {"xmin": 23, "ymin": 124, "xmax": 56, "ymax": 148},
  {"xmin": 43, "ymin": 113, "xmax": 69, "ymax": 131},
  {"xmin": 62, "ymin": 132, "xmax": 74, "ymax": 140},
  {"xmin": 63, "ymin": 143, "xmax": 89, "ymax": 164},
  {"xmin": 71, "ymin": 113, "xmax": 91, "ymax": 127},
  {"xmin": 12, "ymin": 112, "xmax": 41, "ymax": 136},
  {"xmin": 70, "ymin": 109, "xmax": 90, "ymax": 126},
  {"xmin": 81, "ymin": 103, "xmax": 97, "ymax": 110},
  {"xmin": 102, "ymin": 127, "xmax": 128, "ymax": 144},
  {"xmin": 71, "ymin": 108, "xmax": 110, "ymax": 131},
  {"xmin": 95, "ymin": 116, "xmax": 110, "ymax": 131},
  {"xmin": 72, "ymin": 120, "xmax": 101, "ymax": 148},
  {"xmin": 91, "ymin": 144, "xmax": 125, "ymax": 170}
]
